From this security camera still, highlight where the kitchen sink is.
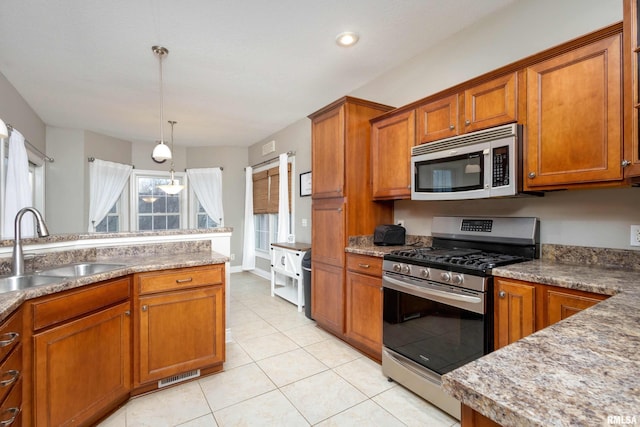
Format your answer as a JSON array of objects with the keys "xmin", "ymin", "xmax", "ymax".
[
  {"xmin": 35, "ymin": 262, "xmax": 127, "ymax": 278},
  {"xmin": 0, "ymin": 274, "xmax": 66, "ymax": 293}
]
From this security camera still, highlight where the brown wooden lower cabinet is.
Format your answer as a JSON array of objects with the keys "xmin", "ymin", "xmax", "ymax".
[
  {"xmin": 18, "ymin": 263, "xmax": 226, "ymax": 426},
  {"xmin": 33, "ymin": 301, "xmax": 131, "ymax": 427},
  {"xmin": 311, "ymin": 261, "xmax": 345, "ymax": 335},
  {"xmin": 133, "ymin": 265, "xmax": 226, "ymax": 391},
  {"xmin": 467, "ymin": 278, "xmax": 609, "ymax": 426},
  {"xmin": 0, "ymin": 308, "xmax": 23, "ymax": 427},
  {"xmin": 494, "ymin": 278, "xmax": 536, "ymax": 350},
  {"xmin": 345, "ymin": 254, "xmax": 383, "ymax": 361}
]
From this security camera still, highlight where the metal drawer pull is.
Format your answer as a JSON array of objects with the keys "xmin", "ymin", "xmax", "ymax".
[
  {"xmin": 0, "ymin": 370, "xmax": 19, "ymax": 388},
  {"xmin": 0, "ymin": 408, "xmax": 19, "ymax": 426},
  {"xmin": 142, "ymin": 305, "xmax": 148, "ymax": 312},
  {"xmin": 125, "ymin": 310, "xmax": 131, "ymax": 316},
  {"xmin": 176, "ymin": 277, "xmax": 193, "ymax": 284},
  {"xmin": 358, "ymin": 264, "xmax": 370, "ymax": 268},
  {"xmin": 0, "ymin": 333, "xmax": 19, "ymax": 348},
  {"xmin": 499, "ymin": 291, "xmax": 506, "ymax": 298}
]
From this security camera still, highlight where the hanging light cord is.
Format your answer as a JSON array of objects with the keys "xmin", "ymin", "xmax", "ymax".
[
  {"xmin": 158, "ymin": 49, "xmax": 165, "ymax": 145},
  {"xmin": 169, "ymin": 120, "xmax": 176, "ymax": 177}
]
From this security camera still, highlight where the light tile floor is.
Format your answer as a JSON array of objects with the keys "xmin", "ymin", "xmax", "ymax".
[{"xmin": 99, "ymin": 272, "xmax": 460, "ymax": 427}]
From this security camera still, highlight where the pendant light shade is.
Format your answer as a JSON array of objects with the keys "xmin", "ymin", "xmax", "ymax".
[
  {"xmin": 0, "ymin": 118, "xmax": 8, "ymax": 139},
  {"xmin": 151, "ymin": 46, "xmax": 172, "ymax": 161},
  {"xmin": 152, "ymin": 141, "xmax": 172, "ymax": 160}
]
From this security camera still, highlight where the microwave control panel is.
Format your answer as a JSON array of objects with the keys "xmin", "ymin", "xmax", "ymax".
[{"xmin": 492, "ymin": 146, "xmax": 510, "ymax": 187}]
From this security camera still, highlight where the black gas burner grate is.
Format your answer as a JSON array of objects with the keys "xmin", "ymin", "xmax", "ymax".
[{"xmin": 387, "ymin": 247, "xmax": 525, "ymax": 271}]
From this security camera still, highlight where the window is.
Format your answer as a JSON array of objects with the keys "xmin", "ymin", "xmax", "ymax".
[
  {"xmin": 196, "ymin": 202, "xmax": 219, "ymax": 228},
  {"xmin": 252, "ymin": 163, "xmax": 292, "ymax": 253},
  {"xmin": 130, "ymin": 170, "xmax": 187, "ymax": 231},
  {"xmin": 95, "ymin": 202, "xmax": 120, "ymax": 232}
]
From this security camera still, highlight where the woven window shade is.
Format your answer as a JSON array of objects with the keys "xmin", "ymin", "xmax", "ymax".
[{"xmin": 252, "ymin": 164, "xmax": 291, "ymax": 214}]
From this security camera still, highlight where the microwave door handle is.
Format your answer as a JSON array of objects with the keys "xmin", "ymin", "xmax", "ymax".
[
  {"xmin": 383, "ymin": 275, "xmax": 482, "ymax": 304},
  {"xmin": 483, "ymin": 148, "xmax": 491, "ymax": 190}
]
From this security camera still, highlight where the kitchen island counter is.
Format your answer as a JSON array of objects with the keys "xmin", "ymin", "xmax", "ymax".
[
  {"xmin": 442, "ymin": 259, "xmax": 640, "ymax": 427},
  {"xmin": 0, "ymin": 250, "xmax": 228, "ymax": 322}
]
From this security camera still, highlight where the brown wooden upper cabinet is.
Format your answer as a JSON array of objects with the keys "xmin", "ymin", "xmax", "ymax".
[
  {"xmin": 311, "ymin": 104, "xmax": 346, "ymax": 198},
  {"xmin": 623, "ymin": 0, "xmax": 640, "ymax": 177},
  {"xmin": 371, "ymin": 109, "xmax": 416, "ymax": 200},
  {"xmin": 525, "ymin": 33, "xmax": 623, "ymax": 190},
  {"xmin": 417, "ymin": 72, "xmax": 518, "ymax": 144}
]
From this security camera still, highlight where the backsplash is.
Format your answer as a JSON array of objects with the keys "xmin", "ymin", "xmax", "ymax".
[
  {"xmin": 0, "ymin": 240, "xmax": 211, "ymax": 275},
  {"xmin": 542, "ymin": 244, "xmax": 640, "ymax": 271}
]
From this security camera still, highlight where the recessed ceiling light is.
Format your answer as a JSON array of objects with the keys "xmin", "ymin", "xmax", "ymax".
[{"xmin": 336, "ymin": 32, "xmax": 359, "ymax": 47}]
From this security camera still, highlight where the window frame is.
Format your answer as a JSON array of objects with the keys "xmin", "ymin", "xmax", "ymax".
[{"xmin": 129, "ymin": 169, "xmax": 188, "ymax": 231}]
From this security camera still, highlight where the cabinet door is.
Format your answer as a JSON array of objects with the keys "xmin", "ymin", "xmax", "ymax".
[
  {"xmin": 371, "ymin": 110, "xmax": 415, "ymax": 200},
  {"xmin": 525, "ymin": 34, "xmax": 622, "ymax": 189},
  {"xmin": 311, "ymin": 104, "xmax": 345, "ymax": 198},
  {"xmin": 311, "ymin": 262, "xmax": 344, "ymax": 335},
  {"xmin": 311, "ymin": 198, "xmax": 346, "ymax": 267},
  {"xmin": 345, "ymin": 270, "xmax": 382, "ymax": 360},
  {"xmin": 136, "ymin": 286, "xmax": 224, "ymax": 386},
  {"xmin": 494, "ymin": 279, "xmax": 535, "ymax": 350},
  {"xmin": 463, "ymin": 72, "xmax": 517, "ymax": 132},
  {"xmin": 34, "ymin": 302, "xmax": 131, "ymax": 427},
  {"xmin": 545, "ymin": 289, "xmax": 606, "ymax": 327},
  {"xmin": 623, "ymin": 0, "xmax": 640, "ymax": 177},
  {"xmin": 417, "ymin": 94, "xmax": 459, "ymax": 143}
]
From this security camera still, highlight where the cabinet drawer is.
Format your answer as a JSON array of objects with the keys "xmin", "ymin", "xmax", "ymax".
[
  {"xmin": 0, "ymin": 376, "xmax": 21, "ymax": 426},
  {"xmin": 0, "ymin": 310, "xmax": 22, "ymax": 364},
  {"xmin": 32, "ymin": 277, "xmax": 131, "ymax": 331},
  {"xmin": 136, "ymin": 265, "xmax": 224, "ymax": 295},
  {"xmin": 0, "ymin": 344, "xmax": 21, "ymax": 405},
  {"xmin": 346, "ymin": 254, "xmax": 382, "ymax": 276}
]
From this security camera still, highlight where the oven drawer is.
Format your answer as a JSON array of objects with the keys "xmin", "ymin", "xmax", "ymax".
[{"xmin": 346, "ymin": 254, "xmax": 382, "ymax": 276}]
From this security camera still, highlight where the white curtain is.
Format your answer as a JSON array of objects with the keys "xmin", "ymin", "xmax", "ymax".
[
  {"xmin": 187, "ymin": 167, "xmax": 224, "ymax": 226},
  {"xmin": 88, "ymin": 159, "xmax": 132, "ymax": 232},
  {"xmin": 276, "ymin": 153, "xmax": 290, "ymax": 243},
  {"xmin": 242, "ymin": 166, "xmax": 255, "ymax": 271},
  {"xmin": 2, "ymin": 129, "xmax": 34, "ymax": 239}
]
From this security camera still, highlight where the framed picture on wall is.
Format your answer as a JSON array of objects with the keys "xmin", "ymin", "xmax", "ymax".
[{"xmin": 300, "ymin": 171, "xmax": 312, "ymax": 197}]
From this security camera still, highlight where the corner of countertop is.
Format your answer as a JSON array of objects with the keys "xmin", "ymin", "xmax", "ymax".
[{"xmin": 346, "ymin": 235, "xmax": 432, "ymax": 257}]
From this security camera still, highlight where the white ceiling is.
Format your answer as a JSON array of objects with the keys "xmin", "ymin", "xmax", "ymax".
[{"xmin": 0, "ymin": 0, "xmax": 517, "ymax": 148}]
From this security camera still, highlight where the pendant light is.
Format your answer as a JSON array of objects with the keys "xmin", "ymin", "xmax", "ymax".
[
  {"xmin": 151, "ymin": 46, "xmax": 172, "ymax": 162},
  {"xmin": 158, "ymin": 120, "xmax": 184, "ymax": 194}
]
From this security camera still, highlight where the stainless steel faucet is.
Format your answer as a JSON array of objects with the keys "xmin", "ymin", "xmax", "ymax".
[{"xmin": 11, "ymin": 207, "xmax": 50, "ymax": 276}]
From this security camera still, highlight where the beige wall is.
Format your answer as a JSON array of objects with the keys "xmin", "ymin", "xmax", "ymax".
[{"xmin": 0, "ymin": 72, "xmax": 45, "ymax": 151}]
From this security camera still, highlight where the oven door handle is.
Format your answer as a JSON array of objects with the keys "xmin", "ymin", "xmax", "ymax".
[{"xmin": 383, "ymin": 275, "xmax": 482, "ymax": 305}]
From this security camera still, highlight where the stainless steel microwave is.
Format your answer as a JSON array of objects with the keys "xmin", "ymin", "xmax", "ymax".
[{"xmin": 411, "ymin": 123, "xmax": 523, "ymax": 200}]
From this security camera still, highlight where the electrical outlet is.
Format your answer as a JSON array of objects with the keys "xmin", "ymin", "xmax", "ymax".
[
  {"xmin": 630, "ymin": 225, "xmax": 640, "ymax": 247},
  {"xmin": 396, "ymin": 220, "xmax": 405, "ymax": 227},
  {"xmin": 301, "ymin": 218, "xmax": 308, "ymax": 227},
  {"xmin": 230, "ymin": 253, "xmax": 236, "ymax": 260}
]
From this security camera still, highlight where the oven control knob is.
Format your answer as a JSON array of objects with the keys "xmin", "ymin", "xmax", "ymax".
[
  {"xmin": 420, "ymin": 268, "xmax": 430, "ymax": 279},
  {"xmin": 393, "ymin": 263, "xmax": 402, "ymax": 273},
  {"xmin": 452, "ymin": 274, "xmax": 463, "ymax": 285},
  {"xmin": 401, "ymin": 264, "xmax": 411, "ymax": 274},
  {"xmin": 440, "ymin": 272, "xmax": 451, "ymax": 282}
]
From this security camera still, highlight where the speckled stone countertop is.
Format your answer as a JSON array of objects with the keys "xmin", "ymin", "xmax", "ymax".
[
  {"xmin": 345, "ymin": 235, "xmax": 432, "ymax": 257},
  {"xmin": 0, "ymin": 227, "xmax": 233, "ymax": 248},
  {"xmin": 0, "ymin": 250, "xmax": 228, "ymax": 323},
  {"xmin": 442, "ymin": 259, "xmax": 640, "ymax": 427}
]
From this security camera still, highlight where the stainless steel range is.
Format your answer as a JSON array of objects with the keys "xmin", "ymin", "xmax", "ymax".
[{"xmin": 381, "ymin": 216, "xmax": 539, "ymax": 419}]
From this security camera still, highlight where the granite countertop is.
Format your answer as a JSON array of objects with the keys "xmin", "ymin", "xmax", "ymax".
[
  {"xmin": 0, "ymin": 250, "xmax": 228, "ymax": 323},
  {"xmin": 442, "ymin": 259, "xmax": 640, "ymax": 427},
  {"xmin": 345, "ymin": 235, "xmax": 432, "ymax": 257}
]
